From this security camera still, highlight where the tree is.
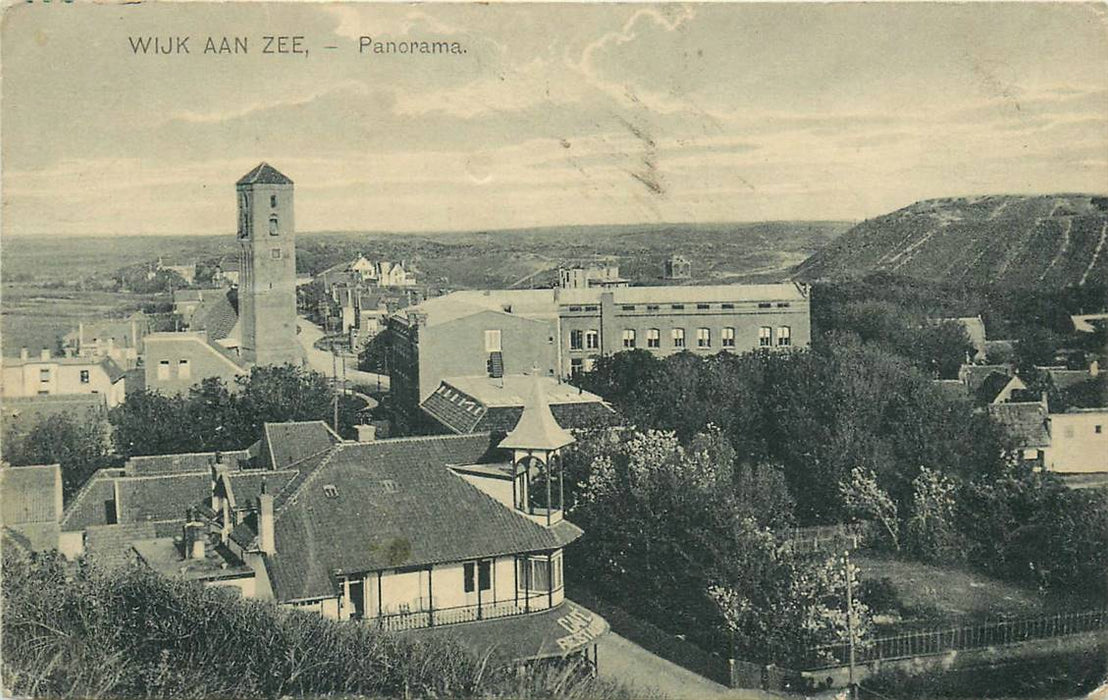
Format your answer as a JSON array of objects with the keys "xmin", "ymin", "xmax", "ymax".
[
  {"xmin": 710, "ymin": 525, "xmax": 872, "ymax": 666},
  {"xmin": 904, "ymin": 467, "xmax": 961, "ymax": 562},
  {"xmin": 840, "ymin": 467, "xmax": 899, "ymax": 551},
  {"xmin": 3, "ymin": 413, "xmax": 116, "ymax": 498},
  {"xmin": 109, "ymin": 389, "xmax": 194, "ymax": 458}
]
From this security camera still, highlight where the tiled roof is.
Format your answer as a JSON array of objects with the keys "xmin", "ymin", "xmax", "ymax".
[
  {"xmin": 1044, "ymin": 368, "xmax": 1095, "ymax": 391},
  {"xmin": 192, "ymin": 289, "xmax": 239, "ymax": 341},
  {"xmin": 236, "ymin": 162, "xmax": 293, "ymax": 186},
  {"xmin": 478, "ymin": 403, "xmax": 618, "ymax": 434},
  {"xmin": 100, "ymin": 357, "xmax": 127, "ymax": 383},
  {"xmin": 976, "ymin": 372, "xmax": 1017, "ymax": 404},
  {"xmin": 126, "ymin": 450, "xmax": 252, "ymax": 476},
  {"xmin": 60, "ymin": 471, "xmax": 123, "ymax": 531},
  {"xmin": 266, "ymin": 434, "xmax": 565, "ymax": 602},
  {"xmin": 988, "ymin": 402, "xmax": 1051, "ymax": 448},
  {"xmin": 116, "ymin": 473, "xmax": 211, "ymax": 524},
  {"xmin": 84, "ymin": 522, "xmax": 158, "ymax": 570},
  {"xmin": 263, "ymin": 422, "xmax": 342, "ymax": 470},
  {"xmin": 959, "ymin": 364, "xmax": 1013, "ymax": 394},
  {"xmin": 1, "ymin": 464, "xmax": 62, "ymax": 525}
]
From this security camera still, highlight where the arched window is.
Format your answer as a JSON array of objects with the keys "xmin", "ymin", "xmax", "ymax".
[{"xmin": 269, "ymin": 216, "xmax": 279, "ymax": 236}]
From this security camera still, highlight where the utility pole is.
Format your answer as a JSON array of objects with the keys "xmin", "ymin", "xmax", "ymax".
[
  {"xmin": 331, "ymin": 342, "xmax": 339, "ymax": 433},
  {"xmin": 844, "ymin": 549, "xmax": 857, "ymax": 700}
]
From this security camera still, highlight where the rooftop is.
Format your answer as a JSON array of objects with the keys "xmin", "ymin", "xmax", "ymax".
[
  {"xmin": 263, "ymin": 433, "xmax": 577, "ymax": 602},
  {"xmin": 0, "ymin": 464, "xmax": 62, "ymax": 526},
  {"xmin": 236, "ymin": 162, "xmax": 293, "ymax": 186},
  {"xmin": 422, "ymin": 376, "xmax": 616, "ymax": 435},
  {"xmin": 498, "ymin": 379, "xmax": 575, "ymax": 452},
  {"xmin": 133, "ymin": 538, "xmax": 252, "ymax": 581},
  {"xmin": 397, "ymin": 282, "xmax": 810, "ymax": 328},
  {"xmin": 988, "ymin": 402, "xmax": 1051, "ymax": 448}
]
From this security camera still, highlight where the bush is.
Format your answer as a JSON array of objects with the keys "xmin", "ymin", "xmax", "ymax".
[{"xmin": 1, "ymin": 549, "xmax": 629, "ymax": 699}]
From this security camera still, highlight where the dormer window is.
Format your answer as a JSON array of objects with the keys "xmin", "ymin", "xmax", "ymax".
[{"xmin": 269, "ymin": 216, "xmax": 279, "ymax": 235}]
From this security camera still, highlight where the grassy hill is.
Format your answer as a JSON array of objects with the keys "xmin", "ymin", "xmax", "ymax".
[{"xmin": 794, "ymin": 194, "xmax": 1108, "ymax": 288}]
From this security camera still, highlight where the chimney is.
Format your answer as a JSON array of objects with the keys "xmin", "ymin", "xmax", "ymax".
[
  {"xmin": 182, "ymin": 508, "xmax": 205, "ymax": 560},
  {"xmin": 40, "ymin": 348, "xmax": 51, "ymax": 360},
  {"xmin": 355, "ymin": 424, "xmax": 376, "ymax": 443},
  {"xmin": 19, "ymin": 348, "xmax": 28, "ymax": 361},
  {"xmin": 258, "ymin": 481, "xmax": 275, "ymax": 555}
]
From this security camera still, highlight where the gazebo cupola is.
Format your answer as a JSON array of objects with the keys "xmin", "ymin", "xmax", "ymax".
[{"xmin": 497, "ymin": 379, "xmax": 573, "ymax": 527}]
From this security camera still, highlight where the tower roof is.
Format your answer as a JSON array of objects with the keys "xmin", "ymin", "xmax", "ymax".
[
  {"xmin": 498, "ymin": 378, "xmax": 575, "ymax": 452},
  {"xmin": 237, "ymin": 162, "xmax": 293, "ymax": 186}
]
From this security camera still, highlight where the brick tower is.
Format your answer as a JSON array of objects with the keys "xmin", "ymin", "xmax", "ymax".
[{"xmin": 236, "ymin": 163, "xmax": 301, "ymax": 367}]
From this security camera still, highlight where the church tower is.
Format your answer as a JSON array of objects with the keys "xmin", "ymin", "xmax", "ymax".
[{"xmin": 236, "ymin": 163, "xmax": 301, "ymax": 367}]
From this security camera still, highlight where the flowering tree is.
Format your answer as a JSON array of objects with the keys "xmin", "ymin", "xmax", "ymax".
[
  {"xmin": 905, "ymin": 466, "xmax": 961, "ymax": 561},
  {"xmin": 840, "ymin": 466, "xmax": 900, "ymax": 551},
  {"xmin": 709, "ymin": 521, "xmax": 872, "ymax": 666}
]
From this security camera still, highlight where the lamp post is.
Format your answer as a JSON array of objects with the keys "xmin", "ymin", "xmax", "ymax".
[{"xmin": 844, "ymin": 549, "xmax": 857, "ymax": 700}]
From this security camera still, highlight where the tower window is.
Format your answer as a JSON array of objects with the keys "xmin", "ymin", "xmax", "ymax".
[
  {"xmin": 270, "ymin": 195, "xmax": 278, "ymax": 208},
  {"xmin": 271, "ymin": 249, "xmax": 282, "ymax": 259},
  {"xmin": 269, "ymin": 216, "xmax": 279, "ymax": 235}
]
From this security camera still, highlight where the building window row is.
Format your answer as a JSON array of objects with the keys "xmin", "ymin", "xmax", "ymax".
[
  {"xmin": 156, "ymin": 359, "xmax": 191, "ymax": 381},
  {"xmin": 607, "ymin": 301, "xmax": 786, "ymax": 312}
]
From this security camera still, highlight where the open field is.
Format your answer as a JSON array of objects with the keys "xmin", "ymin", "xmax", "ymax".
[
  {"xmin": 1, "ymin": 284, "xmax": 161, "ymax": 356},
  {"xmin": 855, "ymin": 552, "xmax": 1098, "ymax": 630}
]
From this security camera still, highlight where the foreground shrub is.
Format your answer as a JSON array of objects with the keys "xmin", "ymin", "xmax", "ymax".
[{"xmin": 1, "ymin": 549, "xmax": 629, "ymax": 699}]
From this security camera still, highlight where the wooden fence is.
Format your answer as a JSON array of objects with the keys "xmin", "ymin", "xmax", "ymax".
[
  {"xmin": 777, "ymin": 522, "xmax": 876, "ymax": 556},
  {"xmin": 804, "ymin": 609, "xmax": 1108, "ymax": 669}
]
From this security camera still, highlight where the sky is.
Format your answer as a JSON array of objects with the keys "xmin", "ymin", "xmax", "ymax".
[{"xmin": 3, "ymin": 2, "xmax": 1107, "ymax": 236}]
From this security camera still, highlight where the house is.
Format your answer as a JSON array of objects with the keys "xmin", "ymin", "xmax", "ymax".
[
  {"xmin": 375, "ymin": 260, "xmax": 415, "ymax": 288},
  {"xmin": 56, "ymin": 396, "xmax": 609, "ymax": 664},
  {"xmin": 421, "ymin": 375, "xmax": 617, "ymax": 435},
  {"xmin": 214, "ymin": 257, "xmax": 241, "ymax": 287},
  {"xmin": 664, "ymin": 255, "xmax": 692, "ymax": 280},
  {"xmin": 172, "ymin": 288, "xmax": 207, "ymax": 325},
  {"xmin": 988, "ymin": 401, "xmax": 1051, "ymax": 467},
  {"xmin": 157, "ymin": 257, "xmax": 197, "ymax": 286},
  {"xmin": 1047, "ymin": 408, "xmax": 1108, "ymax": 473},
  {"xmin": 1, "ymin": 463, "xmax": 64, "ymax": 552},
  {"xmin": 143, "ymin": 163, "xmax": 304, "ymax": 396},
  {"xmin": 2, "ymin": 349, "xmax": 126, "ymax": 408},
  {"xmin": 387, "ymin": 283, "xmax": 811, "ymax": 419},
  {"xmin": 62, "ymin": 313, "xmax": 150, "ymax": 370},
  {"xmin": 558, "ymin": 263, "xmax": 627, "ymax": 290},
  {"xmin": 957, "ymin": 363, "xmax": 1023, "ymax": 405}
]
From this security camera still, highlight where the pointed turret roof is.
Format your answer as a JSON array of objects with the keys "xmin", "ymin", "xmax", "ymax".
[
  {"xmin": 237, "ymin": 162, "xmax": 293, "ymax": 186},
  {"xmin": 498, "ymin": 378, "xmax": 575, "ymax": 452}
]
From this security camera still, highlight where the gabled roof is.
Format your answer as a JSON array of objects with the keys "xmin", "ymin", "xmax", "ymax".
[
  {"xmin": 264, "ymin": 433, "xmax": 572, "ymax": 602},
  {"xmin": 100, "ymin": 357, "xmax": 127, "ymax": 383},
  {"xmin": 498, "ymin": 380, "xmax": 575, "ymax": 452},
  {"xmin": 1, "ymin": 464, "xmax": 63, "ymax": 526},
  {"xmin": 236, "ymin": 162, "xmax": 293, "ymax": 186},
  {"xmin": 262, "ymin": 421, "xmax": 342, "ymax": 470},
  {"xmin": 422, "ymin": 376, "xmax": 616, "ymax": 435},
  {"xmin": 959, "ymin": 364, "xmax": 1014, "ymax": 395},
  {"xmin": 976, "ymin": 372, "xmax": 1023, "ymax": 405},
  {"xmin": 988, "ymin": 402, "xmax": 1051, "ymax": 449},
  {"xmin": 1042, "ymin": 367, "xmax": 1095, "ymax": 391}
]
